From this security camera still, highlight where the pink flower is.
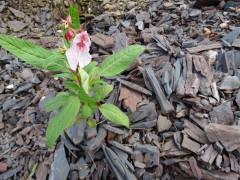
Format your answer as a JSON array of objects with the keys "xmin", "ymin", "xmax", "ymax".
[
  {"xmin": 66, "ymin": 31, "xmax": 91, "ymax": 70},
  {"xmin": 62, "ymin": 15, "xmax": 72, "ymax": 24},
  {"xmin": 65, "ymin": 30, "xmax": 75, "ymax": 43}
]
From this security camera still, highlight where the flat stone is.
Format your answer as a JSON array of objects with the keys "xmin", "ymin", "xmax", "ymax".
[
  {"xmin": 20, "ymin": 69, "xmax": 34, "ymax": 80},
  {"xmin": 136, "ymin": 12, "xmax": 151, "ymax": 23},
  {"xmin": 220, "ymin": 76, "xmax": 240, "ymax": 90},
  {"xmin": 134, "ymin": 161, "xmax": 146, "ymax": 168},
  {"xmin": 13, "ymin": 83, "xmax": 34, "ymax": 94},
  {"xmin": 90, "ymin": 33, "xmax": 114, "ymax": 49},
  {"xmin": 65, "ymin": 120, "xmax": 87, "ymax": 145},
  {"xmin": 8, "ymin": 7, "xmax": 25, "ymax": 18},
  {"xmin": 49, "ymin": 143, "xmax": 70, "ymax": 180},
  {"xmin": 0, "ymin": 162, "xmax": 7, "ymax": 172},
  {"xmin": 36, "ymin": 162, "xmax": 48, "ymax": 180},
  {"xmin": 157, "ymin": 115, "xmax": 172, "ymax": 132},
  {"xmin": 2, "ymin": 99, "xmax": 17, "ymax": 112},
  {"xmin": 209, "ymin": 102, "xmax": 234, "ymax": 125},
  {"xmin": 189, "ymin": 9, "xmax": 201, "ymax": 17},
  {"xmin": 221, "ymin": 27, "xmax": 240, "ymax": 47},
  {"xmin": 7, "ymin": 20, "xmax": 27, "ymax": 32}
]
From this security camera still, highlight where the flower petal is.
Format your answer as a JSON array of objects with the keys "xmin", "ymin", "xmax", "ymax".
[{"xmin": 66, "ymin": 47, "xmax": 79, "ymax": 70}]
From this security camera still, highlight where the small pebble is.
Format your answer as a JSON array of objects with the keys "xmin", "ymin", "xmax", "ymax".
[{"xmin": 219, "ymin": 22, "xmax": 227, "ymax": 29}]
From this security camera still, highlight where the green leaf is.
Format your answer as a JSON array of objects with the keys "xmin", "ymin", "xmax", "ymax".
[
  {"xmin": 44, "ymin": 92, "xmax": 70, "ymax": 113},
  {"xmin": 83, "ymin": 61, "xmax": 98, "ymax": 74},
  {"xmin": 0, "ymin": 34, "xmax": 52, "ymax": 68},
  {"xmin": 82, "ymin": 104, "xmax": 94, "ymax": 119},
  {"xmin": 46, "ymin": 95, "xmax": 80, "ymax": 148},
  {"xmin": 99, "ymin": 104, "xmax": 129, "ymax": 127},
  {"xmin": 69, "ymin": 2, "xmax": 80, "ymax": 30},
  {"xmin": 45, "ymin": 54, "xmax": 70, "ymax": 72},
  {"xmin": 64, "ymin": 81, "xmax": 80, "ymax": 91},
  {"xmin": 90, "ymin": 79, "xmax": 108, "ymax": 85},
  {"xmin": 78, "ymin": 86, "xmax": 97, "ymax": 107},
  {"xmin": 52, "ymin": 73, "xmax": 75, "ymax": 80},
  {"xmin": 93, "ymin": 45, "xmax": 145, "ymax": 80},
  {"xmin": 91, "ymin": 85, "xmax": 113, "ymax": 101},
  {"xmin": 28, "ymin": 163, "xmax": 38, "ymax": 178},
  {"xmin": 89, "ymin": 67, "xmax": 100, "ymax": 81},
  {"xmin": 87, "ymin": 118, "xmax": 97, "ymax": 128},
  {"xmin": 79, "ymin": 68, "xmax": 89, "ymax": 94}
]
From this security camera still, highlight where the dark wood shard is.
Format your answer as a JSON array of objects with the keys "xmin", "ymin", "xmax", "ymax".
[
  {"xmin": 102, "ymin": 145, "xmax": 137, "ymax": 180},
  {"xmin": 187, "ymin": 42, "xmax": 222, "ymax": 53},
  {"xmin": 200, "ymin": 144, "xmax": 218, "ymax": 165},
  {"xmin": 185, "ymin": 54, "xmax": 200, "ymax": 97},
  {"xmin": 205, "ymin": 123, "xmax": 240, "ymax": 152},
  {"xmin": 182, "ymin": 120, "xmax": 209, "ymax": 144},
  {"xmin": 193, "ymin": 55, "xmax": 213, "ymax": 95},
  {"xmin": 116, "ymin": 78, "xmax": 152, "ymax": 96},
  {"xmin": 229, "ymin": 153, "xmax": 239, "ymax": 173},
  {"xmin": 145, "ymin": 66, "xmax": 174, "ymax": 115},
  {"xmin": 182, "ymin": 135, "xmax": 201, "ymax": 154},
  {"xmin": 189, "ymin": 156, "xmax": 202, "ymax": 179},
  {"xmin": 160, "ymin": 139, "xmax": 189, "ymax": 157}
]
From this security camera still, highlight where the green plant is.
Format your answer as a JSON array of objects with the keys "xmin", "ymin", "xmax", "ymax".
[{"xmin": 0, "ymin": 2, "xmax": 145, "ymax": 148}]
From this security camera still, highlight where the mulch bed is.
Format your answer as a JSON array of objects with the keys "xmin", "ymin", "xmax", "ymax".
[{"xmin": 1, "ymin": 0, "xmax": 240, "ymax": 179}]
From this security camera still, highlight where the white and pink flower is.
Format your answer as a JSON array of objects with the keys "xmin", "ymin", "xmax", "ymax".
[{"xmin": 66, "ymin": 31, "xmax": 92, "ymax": 70}]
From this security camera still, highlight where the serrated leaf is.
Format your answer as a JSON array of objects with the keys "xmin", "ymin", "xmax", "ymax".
[
  {"xmin": 69, "ymin": 2, "xmax": 80, "ymax": 30},
  {"xmin": 44, "ymin": 92, "xmax": 70, "ymax": 113},
  {"xmin": 45, "ymin": 54, "xmax": 70, "ymax": 72},
  {"xmin": 83, "ymin": 61, "xmax": 98, "ymax": 74},
  {"xmin": 52, "ymin": 73, "xmax": 75, "ymax": 80},
  {"xmin": 91, "ymin": 85, "xmax": 113, "ymax": 101},
  {"xmin": 79, "ymin": 68, "xmax": 89, "ymax": 94},
  {"xmin": 78, "ymin": 86, "xmax": 97, "ymax": 107},
  {"xmin": 82, "ymin": 104, "xmax": 94, "ymax": 119},
  {"xmin": 87, "ymin": 118, "xmax": 97, "ymax": 128},
  {"xmin": 93, "ymin": 45, "xmax": 145, "ymax": 80},
  {"xmin": 99, "ymin": 104, "xmax": 129, "ymax": 127},
  {"xmin": 89, "ymin": 67, "xmax": 100, "ymax": 81},
  {"xmin": 90, "ymin": 79, "xmax": 108, "ymax": 85},
  {"xmin": 64, "ymin": 81, "xmax": 80, "ymax": 91},
  {"xmin": 0, "ymin": 34, "xmax": 52, "ymax": 68},
  {"xmin": 46, "ymin": 95, "xmax": 80, "ymax": 148}
]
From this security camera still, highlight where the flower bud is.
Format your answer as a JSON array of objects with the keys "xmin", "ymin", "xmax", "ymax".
[
  {"xmin": 66, "ymin": 15, "xmax": 72, "ymax": 23},
  {"xmin": 76, "ymin": 27, "xmax": 83, "ymax": 34},
  {"xmin": 65, "ymin": 30, "xmax": 75, "ymax": 43}
]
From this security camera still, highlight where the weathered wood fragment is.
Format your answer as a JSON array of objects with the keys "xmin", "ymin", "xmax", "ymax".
[
  {"xmin": 189, "ymin": 109, "xmax": 208, "ymax": 128},
  {"xmin": 200, "ymin": 144, "xmax": 218, "ymax": 165},
  {"xmin": 182, "ymin": 135, "xmax": 201, "ymax": 154},
  {"xmin": 187, "ymin": 42, "xmax": 222, "ymax": 53},
  {"xmin": 117, "ymin": 78, "xmax": 152, "ymax": 96},
  {"xmin": 189, "ymin": 156, "xmax": 202, "ymax": 179},
  {"xmin": 182, "ymin": 120, "xmax": 209, "ymax": 144},
  {"xmin": 145, "ymin": 66, "xmax": 174, "ymax": 115},
  {"xmin": 160, "ymin": 139, "xmax": 189, "ymax": 157}
]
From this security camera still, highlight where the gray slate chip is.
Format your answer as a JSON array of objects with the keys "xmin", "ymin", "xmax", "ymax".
[{"xmin": 49, "ymin": 143, "xmax": 70, "ymax": 180}]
